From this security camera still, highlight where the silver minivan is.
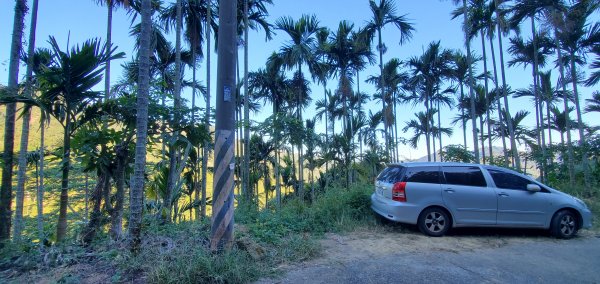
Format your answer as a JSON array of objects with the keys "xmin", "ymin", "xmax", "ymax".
[{"xmin": 371, "ymin": 162, "xmax": 593, "ymax": 238}]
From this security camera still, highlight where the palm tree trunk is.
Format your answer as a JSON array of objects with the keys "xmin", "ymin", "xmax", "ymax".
[
  {"xmin": 323, "ymin": 85, "xmax": 329, "ymax": 180},
  {"xmin": 85, "ymin": 173, "xmax": 89, "ymax": 221},
  {"xmin": 201, "ymin": 0, "xmax": 212, "ymax": 219},
  {"xmin": 14, "ymin": 0, "xmax": 38, "ymax": 242},
  {"xmin": 297, "ymin": 64, "xmax": 304, "ymax": 201},
  {"xmin": 57, "ymin": 116, "xmax": 72, "ymax": 242},
  {"xmin": 547, "ymin": 102, "xmax": 552, "ymax": 147},
  {"xmin": 110, "ymin": 144, "xmax": 127, "ymax": 240},
  {"xmin": 569, "ymin": 52, "xmax": 591, "ymax": 192},
  {"xmin": 438, "ymin": 100, "xmax": 443, "ymax": 162},
  {"xmin": 481, "ymin": 31, "xmax": 493, "ymax": 162},
  {"xmin": 394, "ymin": 93, "xmax": 400, "ymax": 162},
  {"xmin": 488, "ymin": 34, "xmax": 509, "ymax": 165},
  {"xmin": 531, "ymin": 17, "xmax": 546, "ymax": 182},
  {"xmin": 377, "ymin": 27, "xmax": 389, "ymax": 159},
  {"xmin": 128, "ymin": 0, "xmax": 152, "ymax": 253},
  {"xmin": 425, "ymin": 100, "xmax": 431, "ymax": 161},
  {"xmin": 357, "ymin": 70, "xmax": 364, "ymax": 159},
  {"xmin": 463, "ymin": 0, "xmax": 480, "ymax": 164},
  {"xmin": 554, "ymin": 31, "xmax": 574, "ymax": 185},
  {"xmin": 82, "ymin": 173, "xmax": 108, "ymax": 244},
  {"xmin": 274, "ymin": 105, "xmax": 281, "ymax": 208},
  {"xmin": 0, "ymin": 0, "xmax": 27, "ymax": 241},
  {"xmin": 165, "ymin": 0, "xmax": 183, "ymax": 223},
  {"xmin": 494, "ymin": 0, "xmax": 519, "ymax": 169},
  {"xmin": 459, "ymin": 83, "xmax": 467, "ymax": 148},
  {"xmin": 37, "ymin": 121, "xmax": 45, "ymax": 247},
  {"xmin": 243, "ymin": 0, "xmax": 251, "ymax": 210},
  {"xmin": 480, "ymin": 116, "xmax": 485, "ymax": 163}
]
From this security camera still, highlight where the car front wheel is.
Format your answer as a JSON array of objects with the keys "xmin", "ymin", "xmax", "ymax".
[
  {"xmin": 418, "ymin": 207, "xmax": 450, "ymax": 237},
  {"xmin": 550, "ymin": 210, "xmax": 579, "ymax": 239}
]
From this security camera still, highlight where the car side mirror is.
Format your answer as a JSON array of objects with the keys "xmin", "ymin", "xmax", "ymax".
[{"xmin": 527, "ymin": 184, "xmax": 541, "ymax": 192}]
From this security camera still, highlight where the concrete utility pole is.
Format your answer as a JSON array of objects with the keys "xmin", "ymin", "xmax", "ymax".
[{"xmin": 211, "ymin": 0, "xmax": 237, "ymax": 251}]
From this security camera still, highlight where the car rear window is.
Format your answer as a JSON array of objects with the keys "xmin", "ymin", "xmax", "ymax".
[
  {"xmin": 376, "ymin": 166, "xmax": 406, "ymax": 183},
  {"xmin": 403, "ymin": 166, "xmax": 440, "ymax": 184},
  {"xmin": 442, "ymin": 166, "xmax": 487, "ymax": 187}
]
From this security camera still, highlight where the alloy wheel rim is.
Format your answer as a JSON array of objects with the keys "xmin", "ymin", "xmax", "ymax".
[
  {"xmin": 425, "ymin": 212, "xmax": 446, "ymax": 233},
  {"xmin": 560, "ymin": 215, "xmax": 575, "ymax": 236}
]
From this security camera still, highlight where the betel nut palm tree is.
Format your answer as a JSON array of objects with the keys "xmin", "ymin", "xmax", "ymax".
[{"xmin": 365, "ymin": 0, "xmax": 414, "ymax": 160}]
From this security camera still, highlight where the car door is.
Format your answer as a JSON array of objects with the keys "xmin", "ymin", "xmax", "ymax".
[
  {"xmin": 441, "ymin": 166, "xmax": 497, "ymax": 225},
  {"xmin": 486, "ymin": 168, "xmax": 549, "ymax": 227}
]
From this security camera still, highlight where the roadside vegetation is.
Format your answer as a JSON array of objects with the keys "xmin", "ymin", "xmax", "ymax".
[{"xmin": 1, "ymin": 0, "xmax": 599, "ymax": 283}]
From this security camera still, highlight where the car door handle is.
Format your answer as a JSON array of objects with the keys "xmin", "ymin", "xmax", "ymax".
[
  {"xmin": 498, "ymin": 192, "xmax": 509, "ymax": 197},
  {"xmin": 444, "ymin": 189, "xmax": 455, "ymax": 193}
]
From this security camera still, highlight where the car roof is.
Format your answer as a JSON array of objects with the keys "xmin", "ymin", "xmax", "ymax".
[{"xmin": 387, "ymin": 161, "xmax": 483, "ymax": 168}]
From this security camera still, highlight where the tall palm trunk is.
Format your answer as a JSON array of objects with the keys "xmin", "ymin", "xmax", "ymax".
[
  {"xmin": 463, "ymin": 0, "xmax": 480, "ymax": 164},
  {"xmin": 480, "ymin": 115, "xmax": 485, "ymax": 163},
  {"xmin": 192, "ymin": 46, "xmax": 199, "ymax": 219},
  {"xmin": 488, "ymin": 34, "xmax": 509, "ymax": 165},
  {"xmin": 357, "ymin": 71, "xmax": 364, "ymax": 159},
  {"xmin": 165, "ymin": 0, "xmax": 183, "ymax": 223},
  {"xmin": 569, "ymin": 52, "xmax": 591, "ymax": 191},
  {"xmin": 297, "ymin": 64, "xmax": 304, "ymax": 201},
  {"xmin": 201, "ymin": 0, "xmax": 212, "ymax": 218},
  {"xmin": 554, "ymin": 30, "xmax": 575, "ymax": 185},
  {"xmin": 57, "ymin": 114, "xmax": 72, "ymax": 242},
  {"xmin": 129, "ymin": 0, "xmax": 152, "ymax": 253},
  {"xmin": 481, "ymin": 30, "xmax": 492, "ymax": 161},
  {"xmin": 395, "ymin": 92, "xmax": 401, "ymax": 162},
  {"xmin": 82, "ymin": 172, "xmax": 108, "ymax": 244},
  {"xmin": 323, "ymin": 85, "xmax": 329, "ymax": 179},
  {"xmin": 274, "ymin": 105, "xmax": 281, "ymax": 207},
  {"xmin": 494, "ymin": 0, "xmax": 520, "ymax": 170},
  {"xmin": 243, "ymin": 0, "xmax": 251, "ymax": 208},
  {"xmin": 110, "ymin": 143, "xmax": 127, "ymax": 239},
  {"xmin": 0, "ymin": 0, "xmax": 27, "ymax": 241},
  {"xmin": 37, "ymin": 123, "xmax": 45, "ymax": 247},
  {"xmin": 14, "ymin": 0, "xmax": 38, "ymax": 242},
  {"xmin": 424, "ymin": 99, "xmax": 431, "ymax": 161},
  {"xmin": 438, "ymin": 100, "xmax": 443, "ymax": 162},
  {"xmin": 377, "ymin": 27, "xmax": 389, "ymax": 160},
  {"xmin": 459, "ymin": 83, "xmax": 467, "ymax": 148},
  {"xmin": 531, "ymin": 17, "xmax": 546, "ymax": 182}
]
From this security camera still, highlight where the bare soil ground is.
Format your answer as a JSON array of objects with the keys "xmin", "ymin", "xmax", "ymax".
[{"xmin": 258, "ymin": 225, "xmax": 600, "ymax": 284}]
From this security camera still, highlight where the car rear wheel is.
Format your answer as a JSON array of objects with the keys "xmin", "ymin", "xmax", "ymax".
[
  {"xmin": 550, "ymin": 210, "xmax": 578, "ymax": 239},
  {"xmin": 418, "ymin": 207, "xmax": 450, "ymax": 237}
]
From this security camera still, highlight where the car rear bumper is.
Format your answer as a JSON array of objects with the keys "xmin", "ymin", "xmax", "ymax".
[
  {"xmin": 581, "ymin": 208, "xmax": 593, "ymax": 229},
  {"xmin": 371, "ymin": 193, "xmax": 421, "ymax": 224}
]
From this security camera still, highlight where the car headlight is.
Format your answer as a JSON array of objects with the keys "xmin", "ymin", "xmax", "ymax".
[{"xmin": 573, "ymin": 197, "xmax": 588, "ymax": 209}]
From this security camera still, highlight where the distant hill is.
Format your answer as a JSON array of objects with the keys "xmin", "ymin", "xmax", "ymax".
[
  {"xmin": 398, "ymin": 145, "xmax": 540, "ymax": 177},
  {"xmin": 0, "ymin": 105, "xmax": 65, "ymax": 152}
]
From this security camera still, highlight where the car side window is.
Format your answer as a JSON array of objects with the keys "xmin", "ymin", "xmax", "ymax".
[
  {"xmin": 442, "ymin": 166, "xmax": 487, "ymax": 187},
  {"xmin": 404, "ymin": 166, "xmax": 440, "ymax": 184},
  {"xmin": 487, "ymin": 169, "xmax": 531, "ymax": 191}
]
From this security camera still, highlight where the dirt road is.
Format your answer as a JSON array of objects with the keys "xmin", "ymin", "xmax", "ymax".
[{"xmin": 257, "ymin": 226, "xmax": 600, "ymax": 284}]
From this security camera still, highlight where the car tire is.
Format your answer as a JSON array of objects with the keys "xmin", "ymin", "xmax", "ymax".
[
  {"xmin": 550, "ymin": 210, "xmax": 579, "ymax": 239},
  {"xmin": 418, "ymin": 207, "xmax": 450, "ymax": 237}
]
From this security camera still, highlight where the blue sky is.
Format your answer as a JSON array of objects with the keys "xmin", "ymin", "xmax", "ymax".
[{"xmin": 1, "ymin": 0, "xmax": 598, "ymax": 160}]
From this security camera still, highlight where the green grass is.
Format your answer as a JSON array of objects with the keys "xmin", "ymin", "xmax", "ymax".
[
  {"xmin": 130, "ymin": 184, "xmax": 375, "ymax": 283},
  {"xmin": 1, "ymin": 183, "xmax": 376, "ymax": 284}
]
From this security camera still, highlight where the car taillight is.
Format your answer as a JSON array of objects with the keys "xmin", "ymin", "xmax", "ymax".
[{"xmin": 392, "ymin": 182, "xmax": 406, "ymax": 202}]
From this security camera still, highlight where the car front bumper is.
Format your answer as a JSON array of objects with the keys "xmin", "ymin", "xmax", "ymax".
[{"xmin": 581, "ymin": 207, "xmax": 593, "ymax": 229}]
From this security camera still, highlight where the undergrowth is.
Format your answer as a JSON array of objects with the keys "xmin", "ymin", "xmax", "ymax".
[{"xmin": 1, "ymin": 183, "xmax": 376, "ymax": 284}]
